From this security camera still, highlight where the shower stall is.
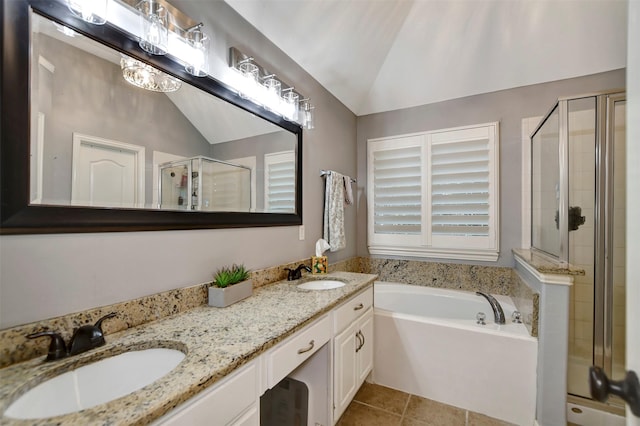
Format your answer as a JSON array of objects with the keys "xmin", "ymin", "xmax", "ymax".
[{"xmin": 531, "ymin": 91, "xmax": 626, "ymax": 409}]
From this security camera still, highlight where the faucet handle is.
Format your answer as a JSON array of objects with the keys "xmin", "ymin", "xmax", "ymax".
[
  {"xmin": 27, "ymin": 331, "xmax": 68, "ymax": 361},
  {"xmin": 476, "ymin": 312, "xmax": 486, "ymax": 325},
  {"xmin": 511, "ymin": 311, "xmax": 523, "ymax": 323}
]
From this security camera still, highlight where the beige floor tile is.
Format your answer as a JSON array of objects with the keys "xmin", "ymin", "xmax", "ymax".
[
  {"xmin": 353, "ymin": 382, "xmax": 410, "ymax": 415},
  {"xmin": 337, "ymin": 401, "xmax": 402, "ymax": 426},
  {"xmin": 467, "ymin": 412, "xmax": 516, "ymax": 426},
  {"xmin": 401, "ymin": 417, "xmax": 430, "ymax": 426},
  {"xmin": 404, "ymin": 395, "xmax": 466, "ymax": 426}
]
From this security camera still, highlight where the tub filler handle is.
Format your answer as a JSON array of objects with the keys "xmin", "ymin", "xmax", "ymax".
[
  {"xmin": 475, "ymin": 292, "xmax": 506, "ymax": 325},
  {"xmin": 512, "ymin": 311, "xmax": 523, "ymax": 323}
]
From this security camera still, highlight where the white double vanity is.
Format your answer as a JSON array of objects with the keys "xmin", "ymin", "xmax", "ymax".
[
  {"xmin": 0, "ymin": 272, "xmax": 376, "ymax": 426},
  {"xmin": 155, "ymin": 284, "xmax": 374, "ymax": 426}
]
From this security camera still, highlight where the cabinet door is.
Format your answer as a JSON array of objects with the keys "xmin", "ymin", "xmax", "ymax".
[
  {"xmin": 231, "ymin": 405, "xmax": 259, "ymax": 426},
  {"xmin": 154, "ymin": 361, "xmax": 258, "ymax": 426},
  {"xmin": 333, "ymin": 320, "xmax": 359, "ymax": 420},
  {"xmin": 356, "ymin": 308, "xmax": 374, "ymax": 385}
]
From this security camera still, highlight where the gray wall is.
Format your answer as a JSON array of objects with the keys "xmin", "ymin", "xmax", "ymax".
[
  {"xmin": 32, "ymin": 34, "xmax": 212, "ymax": 206},
  {"xmin": 356, "ymin": 69, "xmax": 625, "ymax": 267},
  {"xmin": 0, "ymin": 2, "xmax": 357, "ymax": 328}
]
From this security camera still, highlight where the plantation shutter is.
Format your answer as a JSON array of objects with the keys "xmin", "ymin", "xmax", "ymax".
[
  {"xmin": 368, "ymin": 123, "xmax": 499, "ymax": 261},
  {"xmin": 264, "ymin": 151, "xmax": 295, "ymax": 213},
  {"xmin": 429, "ymin": 124, "xmax": 496, "ymax": 250},
  {"xmin": 368, "ymin": 135, "xmax": 424, "ymax": 247}
]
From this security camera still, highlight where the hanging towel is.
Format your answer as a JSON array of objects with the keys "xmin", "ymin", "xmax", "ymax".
[
  {"xmin": 343, "ymin": 175, "xmax": 354, "ymax": 205},
  {"xmin": 323, "ymin": 171, "xmax": 346, "ymax": 252}
]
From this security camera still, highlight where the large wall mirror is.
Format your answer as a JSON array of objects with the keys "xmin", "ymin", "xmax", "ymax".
[{"xmin": 1, "ymin": 0, "xmax": 303, "ymax": 234}]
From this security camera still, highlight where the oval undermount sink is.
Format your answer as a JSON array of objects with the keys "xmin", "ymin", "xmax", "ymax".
[
  {"xmin": 5, "ymin": 348, "xmax": 185, "ymax": 419},
  {"xmin": 297, "ymin": 280, "xmax": 345, "ymax": 290}
]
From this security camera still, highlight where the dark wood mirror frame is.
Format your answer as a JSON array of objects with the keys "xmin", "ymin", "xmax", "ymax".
[{"xmin": 1, "ymin": 0, "xmax": 303, "ymax": 234}]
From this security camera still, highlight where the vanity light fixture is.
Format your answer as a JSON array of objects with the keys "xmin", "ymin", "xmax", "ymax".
[
  {"xmin": 120, "ymin": 55, "xmax": 182, "ymax": 92},
  {"xmin": 184, "ymin": 24, "xmax": 209, "ymax": 77},
  {"xmin": 67, "ymin": 0, "xmax": 213, "ymax": 77},
  {"xmin": 237, "ymin": 57, "xmax": 260, "ymax": 100},
  {"xmin": 66, "ymin": 0, "xmax": 108, "ymax": 25},
  {"xmin": 137, "ymin": 0, "xmax": 169, "ymax": 55},
  {"xmin": 229, "ymin": 47, "xmax": 314, "ymax": 128},
  {"xmin": 263, "ymin": 74, "xmax": 282, "ymax": 113},
  {"xmin": 301, "ymin": 98, "xmax": 315, "ymax": 130},
  {"xmin": 282, "ymin": 89, "xmax": 299, "ymax": 122}
]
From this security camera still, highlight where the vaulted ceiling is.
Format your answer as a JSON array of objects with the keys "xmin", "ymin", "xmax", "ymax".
[{"xmin": 225, "ymin": 0, "xmax": 628, "ymax": 116}]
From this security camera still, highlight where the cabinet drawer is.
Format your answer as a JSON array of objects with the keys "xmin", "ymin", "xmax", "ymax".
[
  {"xmin": 267, "ymin": 314, "xmax": 331, "ymax": 387},
  {"xmin": 333, "ymin": 286, "xmax": 373, "ymax": 334},
  {"xmin": 156, "ymin": 361, "xmax": 257, "ymax": 425}
]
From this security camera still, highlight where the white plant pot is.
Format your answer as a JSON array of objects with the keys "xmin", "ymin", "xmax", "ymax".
[{"xmin": 208, "ymin": 279, "xmax": 253, "ymax": 307}]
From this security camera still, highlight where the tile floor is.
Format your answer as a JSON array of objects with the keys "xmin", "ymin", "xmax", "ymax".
[{"xmin": 337, "ymin": 382, "xmax": 515, "ymax": 426}]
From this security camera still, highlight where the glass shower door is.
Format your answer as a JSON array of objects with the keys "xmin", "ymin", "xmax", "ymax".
[
  {"xmin": 566, "ymin": 97, "xmax": 597, "ymax": 398},
  {"xmin": 565, "ymin": 94, "xmax": 627, "ymax": 405},
  {"xmin": 531, "ymin": 106, "xmax": 560, "ymax": 257}
]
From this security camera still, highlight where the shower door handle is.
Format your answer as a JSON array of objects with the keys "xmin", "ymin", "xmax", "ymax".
[{"xmin": 589, "ymin": 366, "xmax": 640, "ymax": 416}]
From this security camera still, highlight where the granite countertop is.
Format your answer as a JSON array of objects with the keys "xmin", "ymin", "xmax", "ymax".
[
  {"xmin": 0, "ymin": 272, "xmax": 377, "ymax": 426},
  {"xmin": 512, "ymin": 248, "xmax": 585, "ymax": 276}
]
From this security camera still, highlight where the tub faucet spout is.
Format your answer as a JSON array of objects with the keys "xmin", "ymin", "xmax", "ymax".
[{"xmin": 475, "ymin": 292, "xmax": 506, "ymax": 324}]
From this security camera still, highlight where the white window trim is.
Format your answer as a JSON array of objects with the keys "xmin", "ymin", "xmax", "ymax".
[{"xmin": 367, "ymin": 122, "xmax": 500, "ymax": 262}]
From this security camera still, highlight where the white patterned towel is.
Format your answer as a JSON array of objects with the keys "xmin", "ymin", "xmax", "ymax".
[{"xmin": 323, "ymin": 171, "xmax": 346, "ymax": 251}]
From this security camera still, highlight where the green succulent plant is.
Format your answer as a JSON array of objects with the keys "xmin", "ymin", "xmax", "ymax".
[{"xmin": 212, "ymin": 264, "xmax": 250, "ymax": 288}]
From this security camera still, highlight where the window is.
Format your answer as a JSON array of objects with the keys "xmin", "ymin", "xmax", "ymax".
[
  {"xmin": 264, "ymin": 151, "xmax": 296, "ymax": 213},
  {"xmin": 367, "ymin": 122, "xmax": 499, "ymax": 261}
]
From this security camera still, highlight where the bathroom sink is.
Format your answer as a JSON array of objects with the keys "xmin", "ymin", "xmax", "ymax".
[
  {"xmin": 297, "ymin": 280, "xmax": 345, "ymax": 290},
  {"xmin": 5, "ymin": 348, "xmax": 185, "ymax": 419}
]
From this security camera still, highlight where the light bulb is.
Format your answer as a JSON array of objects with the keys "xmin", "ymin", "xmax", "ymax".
[
  {"xmin": 138, "ymin": 0, "xmax": 169, "ymax": 55},
  {"xmin": 185, "ymin": 27, "xmax": 210, "ymax": 77}
]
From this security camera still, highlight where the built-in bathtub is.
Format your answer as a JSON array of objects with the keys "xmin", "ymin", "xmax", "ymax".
[{"xmin": 372, "ymin": 281, "xmax": 537, "ymax": 425}]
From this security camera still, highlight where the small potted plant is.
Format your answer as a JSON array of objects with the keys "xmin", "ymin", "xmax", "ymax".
[{"xmin": 208, "ymin": 264, "xmax": 252, "ymax": 307}]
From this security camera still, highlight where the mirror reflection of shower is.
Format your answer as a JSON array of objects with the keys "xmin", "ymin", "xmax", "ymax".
[{"xmin": 530, "ymin": 92, "xmax": 626, "ymax": 408}]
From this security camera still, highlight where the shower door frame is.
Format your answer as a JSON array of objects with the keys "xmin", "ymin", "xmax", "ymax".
[
  {"xmin": 594, "ymin": 93, "xmax": 626, "ymax": 387},
  {"xmin": 530, "ymin": 90, "xmax": 626, "ymax": 408}
]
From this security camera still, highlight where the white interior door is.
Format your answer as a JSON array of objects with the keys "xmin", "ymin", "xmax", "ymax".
[{"xmin": 71, "ymin": 133, "xmax": 145, "ymax": 208}]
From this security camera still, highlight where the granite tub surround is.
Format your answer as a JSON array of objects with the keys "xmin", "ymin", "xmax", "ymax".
[
  {"xmin": 511, "ymin": 269, "xmax": 540, "ymax": 337},
  {"xmin": 0, "ymin": 272, "xmax": 376, "ymax": 425},
  {"xmin": 512, "ymin": 248, "xmax": 586, "ymax": 276},
  {"xmin": 361, "ymin": 258, "xmax": 514, "ymax": 295}
]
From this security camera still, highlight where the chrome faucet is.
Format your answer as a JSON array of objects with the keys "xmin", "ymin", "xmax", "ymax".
[
  {"xmin": 27, "ymin": 312, "xmax": 116, "ymax": 361},
  {"xmin": 285, "ymin": 264, "xmax": 311, "ymax": 280},
  {"xmin": 475, "ymin": 292, "xmax": 506, "ymax": 324}
]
